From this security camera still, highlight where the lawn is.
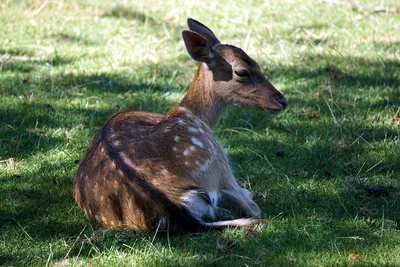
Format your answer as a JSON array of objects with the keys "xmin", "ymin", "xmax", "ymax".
[{"xmin": 1, "ymin": 0, "xmax": 399, "ymax": 265}]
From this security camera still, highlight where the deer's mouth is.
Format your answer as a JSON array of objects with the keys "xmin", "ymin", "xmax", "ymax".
[
  {"xmin": 274, "ymin": 97, "xmax": 288, "ymax": 110},
  {"xmin": 259, "ymin": 98, "xmax": 288, "ymax": 114}
]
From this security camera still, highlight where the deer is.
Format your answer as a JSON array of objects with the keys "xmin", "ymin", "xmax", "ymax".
[{"xmin": 73, "ymin": 18, "xmax": 287, "ymax": 233}]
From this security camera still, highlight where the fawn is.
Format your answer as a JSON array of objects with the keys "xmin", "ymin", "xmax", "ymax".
[{"xmin": 73, "ymin": 18, "xmax": 287, "ymax": 232}]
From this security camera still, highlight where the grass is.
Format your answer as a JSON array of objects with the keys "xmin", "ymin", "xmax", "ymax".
[{"xmin": 1, "ymin": 0, "xmax": 399, "ymax": 265}]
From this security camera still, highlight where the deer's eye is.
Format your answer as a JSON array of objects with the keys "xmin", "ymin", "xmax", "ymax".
[{"xmin": 234, "ymin": 69, "xmax": 251, "ymax": 81}]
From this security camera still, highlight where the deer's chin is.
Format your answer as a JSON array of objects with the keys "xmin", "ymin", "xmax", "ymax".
[
  {"xmin": 263, "ymin": 108, "xmax": 284, "ymax": 115},
  {"xmin": 260, "ymin": 105, "xmax": 286, "ymax": 114}
]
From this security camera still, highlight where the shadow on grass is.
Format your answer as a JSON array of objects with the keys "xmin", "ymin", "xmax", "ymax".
[
  {"xmin": 102, "ymin": 5, "xmax": 156, "ymax": 23},
  {"xmin": 1, "ymin": 42, "xmax": 399, "ymax": 265},
  {"xmin": 0, "ymin": 55, "xmax": 75, "ymax": 73},
  {"xmin": 264, "ymin": 56, "xmax": 400, "ymax": 90},
  {"xmin": 50, "ymin": 33, "xmax": 99, "ymax": 46}
]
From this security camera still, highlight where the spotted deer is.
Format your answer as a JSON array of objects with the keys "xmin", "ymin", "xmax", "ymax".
[{"xmin": 73, "ymin": 18, "xmax": 287, "ymax": 232}]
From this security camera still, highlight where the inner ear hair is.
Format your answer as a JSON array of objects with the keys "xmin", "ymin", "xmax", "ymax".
[{"xmin": 182, "ymin": 30, "xmax": 216, "ymax": 64}]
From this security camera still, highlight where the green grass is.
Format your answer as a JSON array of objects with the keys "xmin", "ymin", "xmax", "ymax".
[{"xmin": 1, "ymin": 0, "xmax": 399, "ymax": 265}]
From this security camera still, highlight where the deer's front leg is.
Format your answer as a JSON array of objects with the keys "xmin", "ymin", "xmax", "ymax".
[{"xmin": 219, "ymin": 187, "xmax": 261, "ymax": 218}]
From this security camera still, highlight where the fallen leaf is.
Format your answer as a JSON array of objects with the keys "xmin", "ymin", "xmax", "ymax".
[
  {"xmin": 348, "ymin": 254, "xmax": 360, "ymax": 260},
  {"xmin": 308, "ymin": 112, "xmax": 320, "ymax": 119},
  {"xmin": 244, "ymin": 221, "xmax": 266, "ymax": 238},
  {"xmin": 54, "ymin": 259, "xmax": 70, "ymax": 267},
  {"xmin": 71, "ymin": 97, "xmax": 80, "ymax": 104},
  {"xmin": 332, "ymin": 140, "xmax": 344, "ymax": 154},
  {"xmin": 296, "ymin": 109, "xmax": 306, "ymax": 116},
  {"xmin": 314, "ymin": 92, "xmax": 323, "ymax": 98}
]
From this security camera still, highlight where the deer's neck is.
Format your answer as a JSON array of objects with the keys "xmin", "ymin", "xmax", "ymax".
[{"xmin": 179, "ymin": 64, "xmax": 225, "ymax": 129}]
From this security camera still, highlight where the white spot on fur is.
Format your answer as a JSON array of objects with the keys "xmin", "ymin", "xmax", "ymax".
[
  {"xmin": 174, "ymin": 136, "xmax": 180, "ymax": 142},
  {"xmin": 100, "ymin": 195, "xmax": 104, "ymax": 201},
  {"xmin": 184, "ymin": 161, "xmax": 190, "ymax": 166},
  {"xmin": 102, "ymin": 216, "xmax": 107, "ymax": 224},
  {"xmin": 111, "ymin": 220, "xmax": 115, "ymax": 226},
  {"xmin": 88, "ymin": 208, "xmax": 92, "ymax": 216},
  {"xmin": 188, "ymin": 127, "xmax": 199, "ymax": 133},
  {"xmin": 178, "ymin": 119, "xmax": 185, "ymax": 126},
  {"xmin": 195, "ymin": 119, "xmax": 202, "ymax": 125},
  {"xmin": 185, "ymin": 113, "xmax": 193, "ymax": 118},
  {"xmin": 118, "ymin": 221, "xmax": 122, "ymax": 226},
  {"xmin": 114, "ymin": 191, "xmax": 118, "ymax": 196},
  {"xmin": 101, "ymin": 147, "xmax": 105, "ymax": 153},
  {"xmin": 95, "ymin": 215, "xmax": 99, "ymax": 221},
  {"xmin": 163, "ymin": 127, "xmax": 170, "ymax": 133},
  {"xmin": 199, "ymin": 158, "xmax": 212, "ymax": 172},
  {"xmin": 208, "ymin": 139, "xmax": 215, "ymax": 149},
  {"xmin": 160, "ymin": 168, "xmax": 168, "ymax": 175},
  {"xmin": 183, "ymin": 146, "xmax": 195, "ymax": 156},
  {"xmin": 109, "ymin": 161, "xmax": 116, "ymax": 170},
  {"xmin": 93, "ymin": 183, "xmax": 99, "ymax": 198},
  {"xmin": 172, "ymin": 146, "xmax": 177, "ymax": 151},
  {"xmin": 113, "ymin": 140, "xmax": 120, "ymax": 146},
  {"xmin": 191, "ymin": 137, "xmax": 203, "ymax": 148}
]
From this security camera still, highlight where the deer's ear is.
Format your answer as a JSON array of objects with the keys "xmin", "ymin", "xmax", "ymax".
[
  {"xmin": 182, "ymin": 30, "xmax": 217, "ymax": 68},
  {"xmin": 187, "ymin": 18, "xmax": 221, "ymax": 47}
]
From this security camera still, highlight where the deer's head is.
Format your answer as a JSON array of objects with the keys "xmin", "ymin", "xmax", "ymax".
[{"xmin": 182, "ymin": 18, "xmax": 287, "ymax": 114}]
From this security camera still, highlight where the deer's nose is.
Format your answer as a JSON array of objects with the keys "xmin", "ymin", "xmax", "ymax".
[{"xmin": 275, "ymin": 96, "xmax": 288, "ymax": 109}]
